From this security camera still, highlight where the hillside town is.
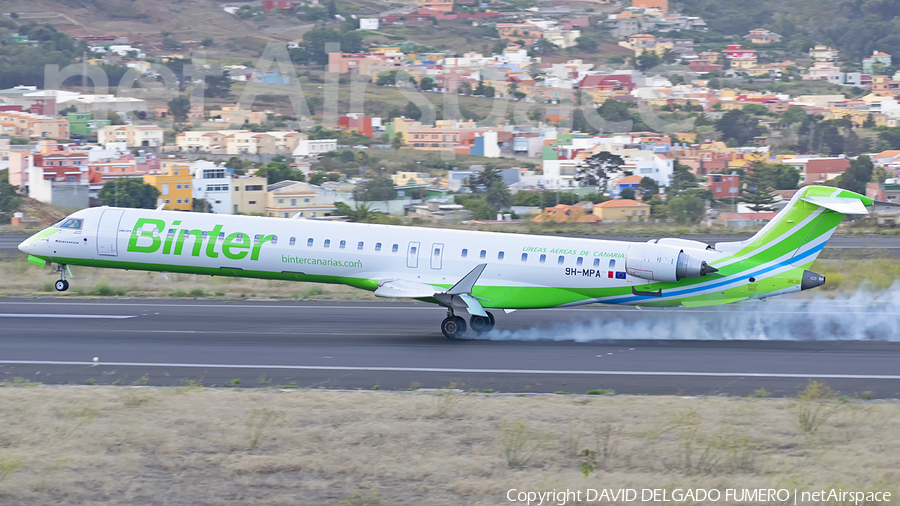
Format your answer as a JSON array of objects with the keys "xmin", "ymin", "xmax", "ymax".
[{"xmin": 3, "ymin": 0, "xmax": 900, "ymax": 229}]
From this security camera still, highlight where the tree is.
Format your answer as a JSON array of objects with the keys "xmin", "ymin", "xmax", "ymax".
[
  {"xmin": 574, "ymin": 32, "xmax": 599, "ymax": 52},
  {"xmin": 838, "ymin": 155, "xmax": 874, "ymax": 195},
  {"xmin": 597, "ymin": 99, "xmax": 632, "ymax": 123},
  {"xmin": 192, "ymin": 198, "xmax": 211, "ymax": 213},
  {"xmin": 404, "ymin": 101, "xmax": 422, "ymax": 121},
  {"xmin": 781, "ymin": 106, "xmax": 807, "ymax": 125},
  {"xmin": 576, "ymin": 152, "xmax": 623, "ymax": 194},
  {"xmin": 715, "ymin": 110, "xmax": 763, "ymax": 146},
  {"xmin": 391, "ymin": 132, "xmax": 404, "ymax": 153},
  {"xmin": 98, "ymin": 179, "xmax": 160, "ymax": 208},
  {"xmin": 419, "ymin": 76, "xmax": 434, "ymax": 91},
  {"xmin": 375, "ymin": 70, "xmax": 399, "ymax": 86},
  {"xmin": 620, "ymin": 188, "xmax": 636, "ymax": 200},
  {"xmin": 484, "ymin": 86, "xmax": 495, "ymax": 98},
  {"xmin": 224, "ymin": 157, "xmax": 246, "ymax": 175},
  {"xmin": 201, "ymin": 36, "xmax": 214, "ymax": 47},
  {"xmin": 256, "ymin": 161, "xmax": 306, "ymax": 184},
  {"xmin": 459, "ymin": 82, "xmax": 472, "ymax": 96},
  {"xmin": 636, "ymin": 51, "xmax": 662, "ymax": 71},
  {"xmin": 167, "ymin": 96, "xmax": 191, "ymax": 123},
  {"xmin": 639, "ymin": 177, "xmax": 659, "ymax": 200},
  {"xmin": 740, "ymin": 170, "xmax": 777, "ymax": 212},
  {"xmin": 355, "ymin": 177, "xmax": 396, "ymax": 201},
  {"xmin": 205, "ymin": 69, "xmax": 232, "ymax": 99},
  {"xmin": 0, "ymin": 169, "xmax": 21, "ymax": 224},
  {"xmin": 485, "ymin": 182, "xmax": 512, "ymax": 209},
  {"xmin": 308, "ymin": 171, "xmax": 328, "ymax": 186},
  {"xmin": 667, "ymin": 195, "xmax": 706, "ymax": 224},
  {"xmin": 669, "ymin": 163, "xmax": 698, "ymax": 196}
]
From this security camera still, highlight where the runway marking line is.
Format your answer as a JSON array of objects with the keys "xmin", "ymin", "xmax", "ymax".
[
  {"xmin": 1, "ymin": 360, "xmax": 899, "ymax": 380},
  {"xmin": 0, "ymin": 314, "xmax": 135, "ymax": 319}
]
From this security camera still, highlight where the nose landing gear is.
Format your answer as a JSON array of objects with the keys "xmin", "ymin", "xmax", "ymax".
[{"xmin": 54, "ymin": 264, "xmax": 69, "ymax": 292}]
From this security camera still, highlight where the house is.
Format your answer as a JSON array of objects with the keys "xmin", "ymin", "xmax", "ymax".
[
  {"xmin": 97, "ymin": 125, "xmax": 164, "ymax": 147},
  {"xmin": 723, "ymin": 44, "xmax": 757, "ymax": 60},
  {"xmin": 391, "ymin": 171, "xmax": 436, "ymax": 186},
  {"xmin": 231, "ymin": 176, "xmax": 269, "ymax": 215},
  {"xmin": 863, "ymin": 51, "xmax": 892, "ymax": 74},
  {"xmin": 265, "ymin": 180, "xmax": 337, "ymax": 218},
  {"xmin": 532, "ymin": 204, "xmax": 601, "ymax": 223},
  {"xmin": 874, "ymin": 150, "xmax": 900, "ymax": 166},
  {"xmin": 592, "ymin": 199, "xmax": 651, "ymax": 221},
  {"xmin": 782, "ymin": 157, "xmax": 850, "ymax": 184},
  {"xmin": 744, "ymin": 28, "xmax": 781, "ymax": 45},
  {"xmin": 262, "ymin": 0, "xmax": 293, "ymax": 9},
  {"xmin": 687, "ymin": 60, "xmax": 722, "ymax": 73},
  {"xmin": 633, "ymin": 0, "xmax": 668, "ymax": 11},
  {"xmin": 715, "ymin": 211, "xmax": 778, "ymax": 229},
  {"xmin": 143, "ymin": 159, "xmax": 193, "ymax": 211},
  {"xmin": 608, "ymin": 175, "xmax": 644, "ymax": 197},
  {"xmin": 809, "ymin": 45, "xmax": 839, "ymax": 62},
  {"xmin": 496, "ymin": 23, "xmax": 542, "ymax": 46},
  {"xmin": 416, "ymin": 0, "xmax": 454, "ymax": 12},
  {"xmin": 293, "ymin": 139, "xmax": 338, "ymax": 157},
  {"xmin": 708, "ymin": 172, "xmax": 740, "ymax": 200}
]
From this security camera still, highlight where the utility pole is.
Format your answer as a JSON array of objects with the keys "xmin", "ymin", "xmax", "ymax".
[{"xmin": 82, "ymin": 51, "xmax": 87, "ymax": 92}]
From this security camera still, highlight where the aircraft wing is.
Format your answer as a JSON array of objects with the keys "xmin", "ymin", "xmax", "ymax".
[
  {"xmin": 373, "ymin": 264, "xmax": 490, "ymax": 317},
  {"xmin": 374, "ymin": 279, "xmax": 444, "ymax": 298}
]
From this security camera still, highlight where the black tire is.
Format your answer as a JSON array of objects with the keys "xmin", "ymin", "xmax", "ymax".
[
  {"xmin": 441, "ymin": 316, "xmax": 467, "ymax": 339},
  {"xmin": 470, "ymin": 311, "xmax": 495, "ymax": 333},
  {"xmin": 55, "ymin": 280, "xmax": 68, "ymax": 292}
]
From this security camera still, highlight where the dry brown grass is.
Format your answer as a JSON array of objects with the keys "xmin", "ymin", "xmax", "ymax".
[{"xmin": 0, "ymin": 385, "xmax": 897, "ymax": 505}]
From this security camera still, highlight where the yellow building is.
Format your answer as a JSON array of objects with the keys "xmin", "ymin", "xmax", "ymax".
[
  {"xmin": 231, "ymin": 176, "xmax": 268, "ymax": 215},
  {"xmin": 391, "ymin": 171, "xmax": 434, "ymax": 186},
  {"xmin": 593, "ymin": 199, "xmax": 651, "ymax": 221},
  {"xmin": 143, "ymin": 160, "xmax": 193, "ymax": 211},
  {"xmin": 823, "ymin": 108, "xmax": 887, "ymax": 127}
]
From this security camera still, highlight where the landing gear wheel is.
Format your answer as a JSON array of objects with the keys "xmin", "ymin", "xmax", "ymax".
[
  {"xmin": 441, "ymin": 316, "xmax": 467, "ymax": 339},
  {"xmin": 469, "ymin": 311, "xmax": 495, "ymax": 333},
  {"xmin": 55, "ymin": 280, "xmax": 69, "ymax": 292}
]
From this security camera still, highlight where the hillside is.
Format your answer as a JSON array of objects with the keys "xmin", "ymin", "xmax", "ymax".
[{"xmin": 675, "ymin": 0, "xmax": 900, "ymax": 63}]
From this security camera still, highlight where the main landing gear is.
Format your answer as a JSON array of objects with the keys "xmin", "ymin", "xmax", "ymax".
[
  {"xmin": 440, "ymin": 308, "xmax": 495, "ymax": 339},
  {"xmin": 54, "ymin": 264, "xmax": 69, "ymax": 292}
]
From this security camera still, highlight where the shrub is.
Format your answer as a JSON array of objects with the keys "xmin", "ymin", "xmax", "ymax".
[
  {"xmin": 795, "ymin": 380, "xmax": 842, "ymax": 433},
  {"xmin": 500, "ymin": 421, "xmax": 553, "ymax": 469},
  {"xmin": 586, "ymin": 389, "xmax": 615, "ymax": 396},
  {"xmin": 189, "ymin": 288, "xmax": 206, "ymax": 297}
]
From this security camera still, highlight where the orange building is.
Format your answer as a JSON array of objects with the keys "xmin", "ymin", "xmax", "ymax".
[
  {"xmin": 416, "ymin": 0, "xmax": 454, "ymax": 12},
  {"xmin": 143, "ymin": 159, "xmax": 193, "ymax": 210},
  {"xmin": 633, "ymin": 0, "xmax": 667, "ymax": 11}
]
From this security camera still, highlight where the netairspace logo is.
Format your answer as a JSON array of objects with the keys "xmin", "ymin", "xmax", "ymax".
[{"xmin": 484, "ymin": 285, "xmax": 900, "ymax": 342}]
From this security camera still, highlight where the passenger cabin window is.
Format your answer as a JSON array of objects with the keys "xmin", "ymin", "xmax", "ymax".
[
  {"xmin": 577, "ymin": 257, "xmax": 584, "ymax": 266},
  {"xmin": 340, "ymin": 240, "xmax": 346, "ymax": 249},
  {"xmin": 558, "ymin": 255, "xmax": 565, "ymax": 265},
  {"xmin": 219, "ymin": 232, "xmax": 225, "ymax": 241},
  {"xmin": 324, "ymin": 239, "xmax": 331, "ymax": 248},
  {"xmin": 498, "ymin": 251, "xmax": 505, "ymax": 260},
  {"xmin": 461, "ymin": 248, "xmax": 468, "ymax": 258},
  {"xmin": 357, "ymin": 241, "xmax": 364, "ymax": 250},
  {"xmin": 59, "ymin": 218, "xmax": 83, "ymax": 229},
  {"xmin": 271, "ymin": 236, "xmax": 278, "ymax": 245},
  {"xmin": 307, "ymin": 238, "xmax": 314, "ymax": 247},
  {"xmin": 593, "ymin": 258, "xmax": 600, "ymax": 268},
  {"xmin": 540, "ymin": 254, "xmax": 546, "ymax": 263},
  {"xmin": 392, "ymin": 244, "xmax": 398, "ymax": 253},
  {"xmin": 289, "ymin": 237, "xmax": 296, "ymax": 246},
  {"xmin": 609, "ymin": 259, "xmax": 616, "ymax": 269},
  {"xmin": 376, "ymin": 242, "xmax": 382, "ymax": 252},
  {"xmin": 479, "ymin": 250, "xmax": 486, "ymax": 259},
  {"xmin": 521, "ymin": 253, "xmax": 527, "ymax": 262}
]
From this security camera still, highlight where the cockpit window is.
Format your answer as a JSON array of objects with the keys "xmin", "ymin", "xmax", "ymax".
[{"xmin": 58, "ymin": 218, "xmax": 83, "ymax": 230}]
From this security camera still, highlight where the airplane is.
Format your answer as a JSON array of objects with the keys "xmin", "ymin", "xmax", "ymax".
[{"xmin": 16, "ymin": 185, "xmax": 888, "ymax": 338}]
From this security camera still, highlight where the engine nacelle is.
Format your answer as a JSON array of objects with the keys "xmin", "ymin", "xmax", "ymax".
[{"xmin": 625, "ymin": 243, "xmax": 717, "ymax": 282}]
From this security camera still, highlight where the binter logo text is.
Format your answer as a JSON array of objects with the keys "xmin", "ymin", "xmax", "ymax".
[{"xmin": 126, "ymin": 218, "xmax": 271, "ymax": 261}]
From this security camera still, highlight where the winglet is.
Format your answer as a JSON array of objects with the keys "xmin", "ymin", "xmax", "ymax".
[{"xmin": 446, "ymin": 263, "xmax": 487, "ymax": 295}]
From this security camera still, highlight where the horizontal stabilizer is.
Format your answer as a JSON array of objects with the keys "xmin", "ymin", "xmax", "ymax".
[
  {"xmin": 374, "ymin": 279, "xmax": 441, "ymax": 298},
  {"xmin": 800, "ymin": 196, "xmax": 868, "ymax": 215}
]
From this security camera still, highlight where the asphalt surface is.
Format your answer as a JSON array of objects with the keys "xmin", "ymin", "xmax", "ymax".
[{"xmin": 2, "ymin": 298, "xmax": 900, "ymax": 397}]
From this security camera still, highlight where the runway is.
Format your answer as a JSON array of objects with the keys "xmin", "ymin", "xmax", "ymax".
[{"xmin": 2, "ymin": 298, "xmax": 900, "ymax": 397}]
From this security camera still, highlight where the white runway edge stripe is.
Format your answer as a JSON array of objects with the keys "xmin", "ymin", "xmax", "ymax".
[
  {"xmin": 2, "ymin": 360, "xmax": 900, "ymax": 380},
  {"xmin": 0, "ymin": 314, "xmax": 136, "ymax": 319}
]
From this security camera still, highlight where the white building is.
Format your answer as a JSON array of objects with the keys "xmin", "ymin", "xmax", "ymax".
[
  {"xmin": 192, "ymin": 163, "xmax": 233, "ymax": 214},
  {"xmin": 359, "ymin": 18, "xmax": 379, "ymax": 30},
  {"xmin": 293, "ymin": 139, "xmax": 337, "ymax": 157}
]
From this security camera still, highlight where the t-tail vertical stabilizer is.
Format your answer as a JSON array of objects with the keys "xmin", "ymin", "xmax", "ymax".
[{"xmin": 714, "ymin": 185, "xmax": 872, "ymax": 271}]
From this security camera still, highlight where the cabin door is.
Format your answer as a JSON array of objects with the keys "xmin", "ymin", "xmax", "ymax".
[{"xmin": 96, "ymin": 209, "xmax": 124, "ymax": 256}]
